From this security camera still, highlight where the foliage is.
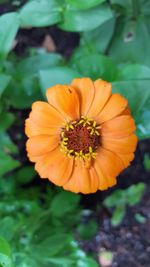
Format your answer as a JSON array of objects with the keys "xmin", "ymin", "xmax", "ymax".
[
  {"xmin": 0, "ymin": 0, "xmax": 150, "ymax": 140},
  {"xmin": 0, "ymin": 174, "xmax": 98, "ymax": 267},
  {"xmin": 104, "ymin": 183, "xmax": 146, "ymax": 226},
  {"xmin": 0, "ymin": 0, "xmax": 149, "ymax": 265},
  {"xmin": 143, "ymin": 153, "xmax": 150, "ymax": 172}
]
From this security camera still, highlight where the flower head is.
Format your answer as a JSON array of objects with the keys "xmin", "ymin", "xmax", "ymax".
[{"xmin": 25, "ymin": 78, "xmax": 137, "ymax": 194}]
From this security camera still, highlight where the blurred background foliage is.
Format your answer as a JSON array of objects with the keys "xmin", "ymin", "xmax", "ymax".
[{"xmin": 0, "ymin": 0, "xmax": 150, "ymax": 266}]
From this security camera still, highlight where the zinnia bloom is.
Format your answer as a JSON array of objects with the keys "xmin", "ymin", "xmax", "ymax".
[{"xmin": 25, "ymin": 78, "xmax": 137, "ymax": 194}]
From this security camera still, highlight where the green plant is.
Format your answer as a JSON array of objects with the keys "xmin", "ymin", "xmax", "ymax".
[
  {"xmin": 0, "ymin": 0, "xmax": 150, "ymax": 265},
  {"xmin": 104, "ymin": 183, "xmax": 146, "ymax": 226},
  {"xmin": 143, "ymin": 153, "xmax": 150, "ymax": 172},
  {"xmin": 0, "ymin": 174, "xmax": 98, "ymax": 267}
]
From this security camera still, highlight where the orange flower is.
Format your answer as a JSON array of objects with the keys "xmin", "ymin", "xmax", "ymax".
[{"xmin": 25, "ymin": 78, "xmax": 137, "ymax": 194}]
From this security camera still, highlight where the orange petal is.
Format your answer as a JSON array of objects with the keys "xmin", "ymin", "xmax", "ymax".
[
  {"xmin": 88, "ymin": 167, "xmax": 99, "ymax": 193},
  {"xmin": 71, "ymin": 77, "xmax": 95, "ymax": 116},
  {"xmin": 94, "ymin": 160, "xmax": 110, "ymax": 190},
  {"xmin": 35, "ymin": 147, "xmax": 74, "ymax": 186},
  {"xmin": 117, "ymin": 153, "xmax": 134, "ymax": 168},
  {"xmin": 96, "ymin": 147, "xmax": 124, "ymax": 179},
  {"xmin": 94, "ymin": 148, "xmax": 124, "ymax": 190},
  {"xmin": 101, "ymin": 134, "xmax": 138, "ymax": 154},
  {"xmin": 25, "ymin": 118, "xmax": 59, "ymax": 137},
  {"xmin": 25, "ymin": 101, "xmax": 64, "ymax": 137},
  {"xmin": 63, "ymin": 160, "xmax": 99, "ymax": 194},
  {"xmin": 27, "ymin": 154, "xmax": 43, "ymax": 163},
  {"xmin": 121, "ymin": 107, "xmax": 131, "ymax": 115},
  {"xmin": 26, "ymin": 135, "xmax": 59, "ymax": 156},
  {"xmin": 46, "ymin": 85, "xmax": 80, "ymax": 120},
  {"xmin": 101, "ymin": 115, "xmax": 136, "ymax": 138},
  {"xmin": 96, "ymin": 94, "xmax": 128, "ymax": 123},
  {"xmin": 87, "ymin": 79, "xmax": 112, "ymax": 118}
]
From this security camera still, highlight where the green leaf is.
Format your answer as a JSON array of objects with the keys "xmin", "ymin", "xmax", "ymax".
[
  {"xmin": 109, "ymin": 16, "xmax": 150, "ymax": 67},
  {"xmin": 135, "ymin": 213, "xmax": 146, "ymax": 224},
  {"xmin": 65, "ymin": 0, "xmax": 105, "ymax": 10},
  {"xmin": 6, "ymin": 53, "xmax": 64, "ymax": 109},
  {"xmin": 0, "ymin": 12, "xmax": 19, "ymax": 59},
  {"xmin": 0, "ymin": 236, "xmax": 13, "ymax": 267},
  {"xmin": 0, "ymin": 133, "xmax": 18, "ymax": 154},
  {"xmin": 14, "ymin": 254, "xmax": 37, "ymax": 267},
  {"xmin": 77, "ymin": 220, "xmax": 98, "ymax": 240},
  {"xmin": 58, "ymin": 4, "xmax": 113, "ymax": 32},
  {"xmin": 50, "ymin": 191, "xmax": 80, "ymax": 217},
  {"xmin": 46, "ymin": 257, "xmax": 75, "ymax": 266},
  {"xmin": 19, "ymin": 0, "xmax": 62, "ymax": 27},
  {"xmin": 111, "ymin": 205, "xmax": 125, "ymax": 226},
  {"xmin": 15, "ymin": 166, "xmax": 36, "ymax": 185},
  {"xmin": 126, "ymin": 183, "xmax": 145, "ymax": 206},
  {"xmin": 117, "ymin": 64, "xmax": 150, "ymax": 80},
  {"xmin": 5, "ymin": 76, "xmax": 42, "ymax": 109},
  {"xmin": 81, "ymin": 17, "xmax": 115, "ymax": 53},
  {"xmin": 0, "ymin": 112, "xmax": 15, "ymax": 132},
  {"xmin": 70, "ymin": 52, "xmax": 117, "ymax": 81},
  {"xmin": 39, "ymin": 67, "xmax": 80, "ymax": 96},
  {"xmin": 112, "ymin": 80, "xmax": 150, "ymax": 139},
  {"xmin": 104, "ymin": 190, "xmax": 126, "ymax": 208},
  {"xmin": 16, "ymin": 53, "xmax": 64, "ymax": 76},
  {"xmin": 0, "ymin": 217, "xmax": 17, "ymax": 241},
  {"xmin": 0, "ymin": 151, "xmax": 20, "ymax": 176},
  {"xmin": 143, "ymin": 153, "xmax": 150, "ymax": 172},
  {"xmin": 77, "ymin": 257, "xmax": 98, "ymax": 267},
  {"xmin": 0, "ymin": 133, "xmax": 19, "ymax": 176},
  {"xmin": 0, "ymin": 74, "xmax": 11, "ymax": 97},
  {"xmin": 31, "ymin": 234, "xmax": 73, "ymax": 259}
]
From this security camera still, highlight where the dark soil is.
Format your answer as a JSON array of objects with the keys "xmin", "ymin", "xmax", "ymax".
[
  {"xmin": 2, "ymin": 12, "xmax": 150, "ymax": 267},
  {"xmin": 82, "ymin": 182, "xmax": 150, "ymax": 267}
]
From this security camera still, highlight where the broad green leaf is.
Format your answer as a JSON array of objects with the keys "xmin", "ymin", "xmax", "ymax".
[
  {"xmin": 126, "ymin": 183, "xmax": 145, "ymax": 206},
  {"xmin": 110, "ymin": 0, "xmax": 132, "ymax": 8},
  {"xmin": 0, "ymin": 133, "xmax": 18, "ymax": 154},
  {"xmin": 14, "ymin": 254, "xmax": 37, "ymax": 267},
  {"xmin": 0, "ymin": 74, "xmax": 11, "ymax": 97},
  {"xmin": 0, "ymin": 236, "xmax": 13, "ymax": 267},
  {"xmin": 50, "ymin": 191, "xmax": 80, "ymax": 217},
  {"xmin": 0, "ymin": 133, "xmax": 19, "ymax": 176},
  {"xmin": 143, "ymin": 153, "xmax": 150, "ymax": 172},
  {"xmin": 31, "ymin": 234, "xmax": 73, "ymax": 259},
  {"xmin": 77, "ymin": 257, "xmax": 98, "ymax": 267},
  {"xmin": 0, "ymin": 217, "xmax": 17, "ymax": 241},
  {"xmin": 59, "ymin": 4, "xmax": 113, "ymax": 32},
  {"xmin": 112, "ymin": 80, "xmax": 150, "ymax": 139},
  {"xmin": 135, "ymin": 213, "xmax": 146, "ymax": 224},
  {"xmin": 0, "ymin": 112, "xmax": 15, "ymax": 132},
  {"xmin": 5, "ymin": 53, "xmax": 63, "ymax": 109},
  {"xmin": 0, "ymin": 12, "xmax": 19, "ymax": 59},
  {"xmin": 19, "ymin": 0, "xmax": 62, "ymax": 27},
  {"xmin": 46, "ymin": 257, "xmax": 75, "ymax": 266},
  {"xmin": 70, "ymin": 52, "xmax": 117, "ymax": 81},
  {"xmin": 111, "ymin": 205, "xmax": 125, "ymax": 226},
  {"xmin": 4, "ymin": 77, "xmax": 42, "ymax": 109},
  {"xmin": 104, "ymin": 190, "xmax": 126, "ymax": 208},
  {"xmin": 109, "ymin": 16, "xmax": 150, "ymax": 67},
  {"xmin": 81, "ymin": 17, "xmax": 115, "ymax": 53},
  {"xmin": 77, "ymin": 220, "xmax": 98, "ymax": 240},
  {"xmin": 65, "ymin": 0, "xmax": 105, "ymax": 10},
  {"xmin": 39, "ymin": 67, "xmax": 80, "ymax": 96},
  {"xmin": 117, "ymin": 64, "xmax": 150, "ymax": 80},
  {"xmin": 0, "ymin": 151, "xmax": 20, "ymax": 176},
  {"xmin": 16, "ymin": 53, "xmax": 64, "ymax": 76},
  {"xmin": 15, "ymin": 166, "xmax": 36, "ymax": 185}
]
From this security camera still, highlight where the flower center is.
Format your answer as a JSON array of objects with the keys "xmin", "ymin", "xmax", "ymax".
[{"xmin": 60, "ymin": 116, "xmax": 101, "ymax": 161}]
